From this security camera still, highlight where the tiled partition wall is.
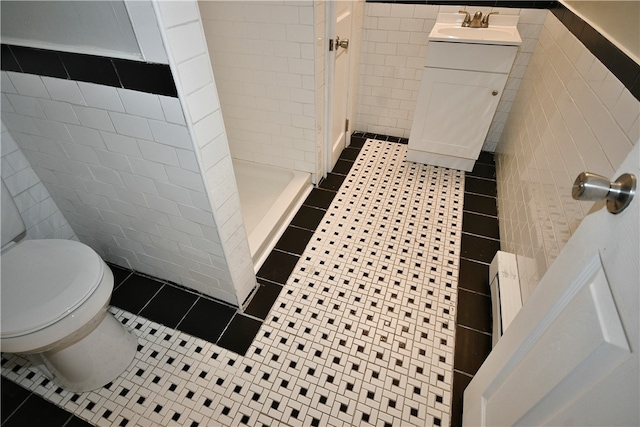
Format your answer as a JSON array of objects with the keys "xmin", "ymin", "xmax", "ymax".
[
  {"xmin": 1, "ymin": 123, "xmax": 76, "ymax": 241},
  {"xmin": 0, "ymin": 0, "xmax": 257, "ymax": 306},
  {"xmin": 199, "ymin": 1, "xmax": 319, "ymax": 179},
  {"xmin": 153, "ymin": 0, "xmax": 257, "ymax": 305},
  {"xmin": 0, "ymin": 70, "xmax": 243, "ymax": 304},
  {"xmin": 356, "ymin": 3, "xmax": 547, "ymax": 151},
  {"xmin": 495, "ymin": 10, "xmax": 639, "ymax": 301}
]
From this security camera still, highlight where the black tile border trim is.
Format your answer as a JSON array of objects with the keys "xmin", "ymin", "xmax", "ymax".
[
  {"xmin": 3, "ymin": 3, "xmax": 637, "ymax": 101},
  {"xmin": 365, "ymin": 0, "xmax": 555, "ymax": 9},
  {"xmin": 351, "ymin": 130, "xmax": 409, "ymax": 145},
  {"xmin": 1, "ymin": 44, "xmax": 177, "ymax": 97},
  {"xmin": 365, "ymin": 1, "xmax": 639, "ymax": 101},
  {"xmin": 550, "ymin": 3, "xmax": 640, "ymax": 100},
  {"xmin": 452, "ymin": 153, "xmax": 499, "ymax": 427},
  {"xmin": 108, "ymin": 264, "xmax": 254, "ymax": 356}
]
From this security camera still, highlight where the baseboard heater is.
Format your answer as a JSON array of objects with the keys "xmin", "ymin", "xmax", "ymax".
[{"xmin": 489, "ymin": 251, "xmax": 522, "ymax": 348}]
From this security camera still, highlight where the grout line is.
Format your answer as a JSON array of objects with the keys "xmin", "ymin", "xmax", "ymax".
[
  {"xmin": 456, "ymin": 323, "xmax": 492, "ymax": 337},
  {"xmin": 255, "ymin": 276, "xmax": 286, "ymax": 288},
  {"xmin": 463, "ymin": 191, "xmax": 497, "ymax": 199},
  {"xmin": 466, "ymin": 174, "xmax": 496, "ymax": 182},
  {"xmin": 462, "ymin": 209, "xmax": 498, "ymax": 219},
  {"xmin": 287, "ymin": 224, "xmax": 315, "ymax": 234},
  {"xmin": 461, "ymin": 230, "xmax": 500, "ymax": 241},
  {"xmin": 457, "ymin": 286, "xmax": 491, "ymax": 298},
  {"xmin": 236, "ymin": 311, "xmax": 266, "ymax": 323},
  {"xmin": 61, "ymin": 413, "xmax": 80, "ymax": 427},
  {"xmin": 135, "ymin": 283, "xmax": 166, "ymax": 316},
  {"xmin": 215, "ymin": 311, "xmax": 239, "ymax": 345},
  {"xmin": 272, "ymin": 247, "xmax": 305, "ymax": 258},
  {"xmin": 462, "ymin": 230, "xmax": 501, "ymax": 242},
  {"xmin": 453, "ymin": 368, "xmax": 474, "ymax": 379},
  {"xmin": 459, "ymin": 255, "xmax": 492, "ymax": 265},
  {"xmin": 174, "ymin": 296, "xmax": 203, "ymax": 331},
  {"xmin": 2, "ymin": 388, "xmax": 32, "ymax": 425},
  {"xmin": 266, "ymin": 247, "xmax": 301, "ymax": 259}
]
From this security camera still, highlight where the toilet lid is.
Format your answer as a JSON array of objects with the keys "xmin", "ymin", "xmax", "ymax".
[{"xmin": 1, "ymin": 239, "xmax": 104, "ymax": 338}]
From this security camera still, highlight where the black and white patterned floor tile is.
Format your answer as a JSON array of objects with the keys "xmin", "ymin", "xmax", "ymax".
[{"xmin": 2, "ymin": 140, "xmax": 464, "ymax": 426}]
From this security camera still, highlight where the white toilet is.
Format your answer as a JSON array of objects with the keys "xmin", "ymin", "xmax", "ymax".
[{"xmin": 0, "ymin": 179, "xmax": 137, "ymax": 392}]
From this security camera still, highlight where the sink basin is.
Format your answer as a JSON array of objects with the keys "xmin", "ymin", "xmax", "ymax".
[{"xmin": 429, "ymin": 13, "xmax": 522, "ymax": 46}]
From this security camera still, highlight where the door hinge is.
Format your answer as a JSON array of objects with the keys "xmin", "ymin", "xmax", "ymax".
[{"xmin": 345, "ymin": 119, "xmax": 349, "ymax": 132}]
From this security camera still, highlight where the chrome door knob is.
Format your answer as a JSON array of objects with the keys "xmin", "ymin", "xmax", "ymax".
[
  {"xmin": 335, "ymin": 36, "xmax": 349, "ymax": 49},
  {"xmin": 572, "ymin": 171, "xmax": 636, "ymax": 214}
]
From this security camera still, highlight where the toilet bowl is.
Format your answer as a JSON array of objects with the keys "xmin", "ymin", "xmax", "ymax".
[{"xmin": 1, "ymin": 180, "xmax": 137, "ymax": 392}]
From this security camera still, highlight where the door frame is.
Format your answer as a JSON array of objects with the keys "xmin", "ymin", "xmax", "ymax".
[{"xmin": 322, "ymin": 0, "xmax": 353, "ymax": 178}]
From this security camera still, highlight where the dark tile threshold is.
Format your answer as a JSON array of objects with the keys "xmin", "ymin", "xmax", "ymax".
[
  {"xmin": 351, "ymin": 130, "xmax": 408, "ymax": 145},
  {"xmin": 274, "ymin": 226, "xmax": 315, "ymax": 255},
  {"xmin": 460, "ymin": 232, "xmax": 501, "ymax": 264},
  {"xmin": 462, "ymin": 211, "xmax": 500, "ymax": 239},
  {"xmin": 453, "ymin": 326, "xmax": 493, "ymax": 377},
  {"xmin": 1, "ymin": 377, "xmax": 91, "ymax": 427},
  {"xmin": 463, "ymin": 192, "xmax": 498, "ymax": 217},
  {"xmin": 245, "ymin": 279, "xmax": 284, "ymax": 320},
  {"xmin": 452, "ymin": 151, "xmax": 500, "ymax": 426},
  {"xmin": 318, "ymin": 172, "xmax": 347, "ymax": 191},
  {"xmin": 451, "ymin": 370, "xmax": 473, "ymax": 427},
  {"xmin": 465, "ymin": 176, "xmax": 497, "ymax": 197},
  {"xmin": 458, "ymin": 258, "xmax": 491, "ymax": 296},
  {"xmin": 456, "ymin": 289, "xmax": 492, "ymax": 333},
  {"xmin": 467, "ymin": 162, "xmax": 496, "ymax": 180},
  {"xmin": 110, "ymin": 268, "xmax": 250, "ymax": 355}
]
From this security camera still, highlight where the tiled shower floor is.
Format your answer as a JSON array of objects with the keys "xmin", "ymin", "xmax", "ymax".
[{"xmin": 1, "ymin": 136, "xmax": 498, "ymax": 426}]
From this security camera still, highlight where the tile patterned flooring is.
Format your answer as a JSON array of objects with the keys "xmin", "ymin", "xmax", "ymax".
[{"xmin": 1, "ymin": 135, "xmax": 498, "ymax": 426}]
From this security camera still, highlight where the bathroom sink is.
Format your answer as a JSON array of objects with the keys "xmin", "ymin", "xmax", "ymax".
[{"xmin": 429, "ymin": 13, "xmax": 522, "ymax": 46}]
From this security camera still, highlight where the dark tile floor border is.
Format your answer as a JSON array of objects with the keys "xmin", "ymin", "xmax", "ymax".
[
  {"xmin": 452, "ymin": 151, "xmax": 500, "ymax": 427},
  {"xmin": 1, "ymin": 377, "xmax": 93, "ymax": 427}
]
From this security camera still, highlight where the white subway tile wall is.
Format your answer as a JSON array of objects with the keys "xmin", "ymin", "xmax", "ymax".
[
  {"xmin": 0, "ymin": 70, "xmax": 242, "ymax": 305},
  {"xmin": 1, "ymin": 122, "xmax": 77, "ymax": 241},
  {"xmin": 198, "ymin": 1, "xmax": 318, "ymax": 179},
  {"xmin": 154, "ymin": 0, "xmax": 256, "ymax": 305},
  {"xmin": 495, "ymin": 12, "xmax": 639, "ymax": 301},
  {"xmin": 356, "ymin": 3, "xmax": 545, "ymax": 151}
]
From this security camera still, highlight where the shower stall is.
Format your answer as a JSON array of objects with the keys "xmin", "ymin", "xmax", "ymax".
[
  {"xmin": 233, "ymin": 159, "xmax": 311, "ymax": 267},
  {"xmin": 197, "ymin": 1, "xmax": 322, "ymax": 269}
]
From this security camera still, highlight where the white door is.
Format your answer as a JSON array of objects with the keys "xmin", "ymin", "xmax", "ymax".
[
  {"xmin": 328, "ymin": 1, "xmax": 352, "ymax": 173},
  {"xmin": 464, "ymin": 143, "xmax": 639, "ymax": 426}
]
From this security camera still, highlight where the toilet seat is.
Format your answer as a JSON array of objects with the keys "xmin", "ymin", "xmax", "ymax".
[{"xmin": 1, "ymin": 239, "xmax": 104, "ymax": 339}]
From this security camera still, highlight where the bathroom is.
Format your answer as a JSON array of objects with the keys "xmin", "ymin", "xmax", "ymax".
[{"xmin": 1, "ymin": 0, "xmax": 638, "ymax": 425}]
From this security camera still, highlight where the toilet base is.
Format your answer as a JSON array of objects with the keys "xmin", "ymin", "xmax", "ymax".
[{"xmin": 35, "ymin": 312, "xmax": 137, "ymax": 392}]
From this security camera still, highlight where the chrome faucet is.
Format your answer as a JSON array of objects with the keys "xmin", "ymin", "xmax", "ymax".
[
  {"xmin": 459, "ymin": 10, "xmax": 499, "ymax": 28},
  {"xmin": 481, "ymin": 12, "xmax": 499, "ymax": 28},
  {"xmin": 469, "ymin": 11, "xmax": 483, "ymax": 28},
  {"xmin": 458, "ymin": 10, "xmax": 471, "ymax": 27}
]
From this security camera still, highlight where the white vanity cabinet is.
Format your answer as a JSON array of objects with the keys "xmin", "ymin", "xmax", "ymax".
[{"xmin": 408, "ymin": 41, "xmax": 518, "ymax": 171}]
